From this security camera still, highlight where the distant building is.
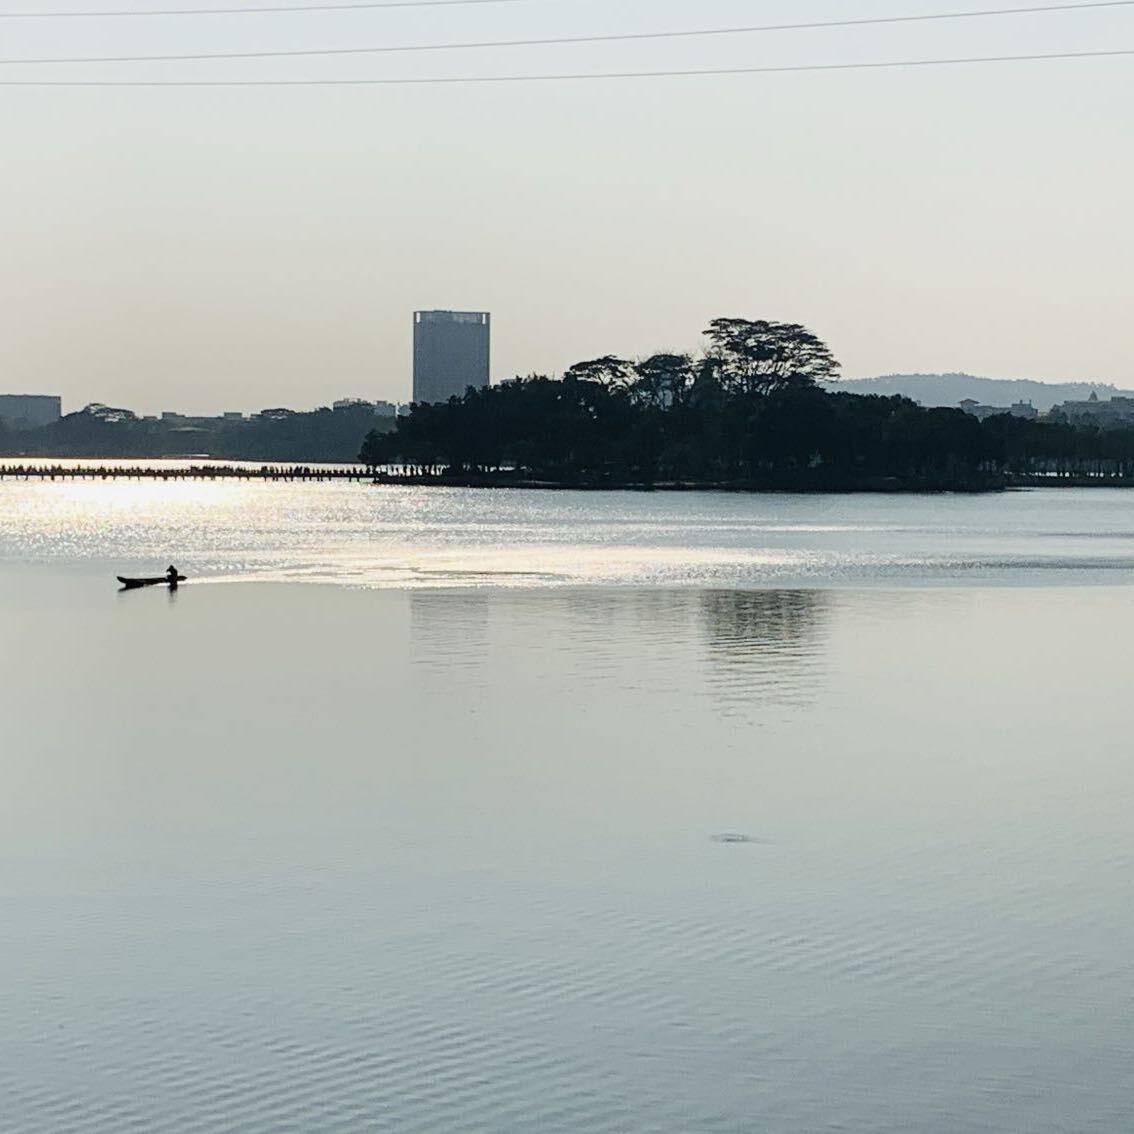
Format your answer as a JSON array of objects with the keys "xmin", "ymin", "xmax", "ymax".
[
  {"xmin": 332, "ymin": 399, "xmax": 397, "ymax": 417},
  {"xmin": 412, "ymin": 310, "xmax": 491, "ymax": 405},
  {"xmin": 959, "ymin": 399, "xmax": 1038, "ymax": 422},
  {"xmin": 0, "ymin": 394, "xmax": 61, "ymax": 430},
  {"xmin": 1050, "ymin": 392, "xmax": 1134, "ymax": 427},
  {"xmin": 162, "ymin": 411, "xmax": 244, "ymax": 428},
  {"xmin": 1005, "ymin": 400, "xmax": 1039, "ymax": 420}
]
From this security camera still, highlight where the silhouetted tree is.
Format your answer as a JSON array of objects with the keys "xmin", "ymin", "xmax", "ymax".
[
  {"xmin": 631, "ymin": 353, "xmax": 695, "ymax": 410},
  {"xmin": 360, "ymin": 315, "xmax": 1134, "ymax": 489},
  {"xmin": 703, "ymin": 319, "xmax": 840, "ymax": 396},
  {"xmin": 563, "ymin": 356, "xmax": 634, "ymax": 390}
]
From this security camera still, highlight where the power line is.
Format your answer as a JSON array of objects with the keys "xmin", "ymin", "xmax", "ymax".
[
  {"xmin": 5, "ymin": 1, "xmax": 1133, "ymax": 65},
  {"xmin": 0, "ymin": 47, "xmax": 1130, "ymax": 82},
  {"xmin": 0, "ymin": 0, "xmax": 555, "ymax": 16}
]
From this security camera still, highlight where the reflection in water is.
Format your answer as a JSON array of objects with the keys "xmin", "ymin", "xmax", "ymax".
[
  {"xmin": 710, "ymin": 832, "xmax": 774, "ymax": 845},
  {"xmin": 6, "ymin": 578, "xmax": 1134, "ymax": 1132},
  {"xmin": 700, "ymin": 590, "xmax": 829, "ymax": 708},
  {"xmin": 409, "ymin": 590, "xmax": 491, "ymax": 670},
  {"xmin": 407, "ymin": 588, "xmax": 831, "ymax": 715}
]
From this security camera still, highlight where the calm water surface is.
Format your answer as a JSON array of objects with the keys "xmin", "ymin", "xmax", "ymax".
[{"xmin": 2, "ymin": 482, "xmax": 1133, "ymax": 1131}]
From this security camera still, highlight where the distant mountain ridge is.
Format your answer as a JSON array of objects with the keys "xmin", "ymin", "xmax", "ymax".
[{"xmin": 836, "ymin": 374, "xmax": 1134, "ymax": 412}]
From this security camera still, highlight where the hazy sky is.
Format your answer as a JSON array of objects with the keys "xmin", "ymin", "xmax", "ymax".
[{"xmin": 1, "ymin": 0, "xmax": 1132, "ymax": 414}]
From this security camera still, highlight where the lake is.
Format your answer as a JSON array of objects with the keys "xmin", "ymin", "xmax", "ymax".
[{"xmin": 2, "ymin": 481, "xmax": 1132, "ymax": 1132}]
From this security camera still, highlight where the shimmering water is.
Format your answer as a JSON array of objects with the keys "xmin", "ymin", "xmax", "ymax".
[
  {"xmin": 2, "ymin": 482, "xmax": 1133, "ymax": 1131},
  {"xmin": 4, "ymin": 477, "xmax": 1134, "ymax": 587}
]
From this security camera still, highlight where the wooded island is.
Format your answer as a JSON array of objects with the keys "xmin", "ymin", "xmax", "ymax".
[{"xmin": 361, "ymin": 319, "xmax": 1134, "ymax": 491}]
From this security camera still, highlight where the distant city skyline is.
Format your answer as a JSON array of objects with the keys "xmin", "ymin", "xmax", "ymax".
[
  {"xmin": 7, "ymin": 368, "xmax": 1134, "ymax": 423},
  {"xmin": 2, "ymin": 0, "xmax": 1131, "ymax": 415},
  {"xmin": 8, "ymin": 371, "xmax": 1134, "ymax": 429},
  {"xmin": 3, "ymin": 322, "xmax": 1132, "ymax": 419}
]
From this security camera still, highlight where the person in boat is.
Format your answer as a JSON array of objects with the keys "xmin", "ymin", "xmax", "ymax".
[{"xmin": 166, "ymin": 564, "xmax": 180, "ymax": 586}]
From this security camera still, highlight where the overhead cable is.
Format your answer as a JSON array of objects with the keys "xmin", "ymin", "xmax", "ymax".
[
  {"xmin": 0, "ymin": 47, "xmax": 1130, "ymax": 82},
  {"xmin": 5, "ymin": 1, "xmax": 1134, "ymax": 65},
  {"xmin": 0, "ymin": 0, "xmax": 555, "ymax": 17}
]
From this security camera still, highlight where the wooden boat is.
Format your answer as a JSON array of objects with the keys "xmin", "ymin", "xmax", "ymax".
[{"xmin": 117, "ymin": 574, "xmax": 187, "ymax": 589}]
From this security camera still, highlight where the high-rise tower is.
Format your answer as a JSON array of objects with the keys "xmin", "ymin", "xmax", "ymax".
[{"xmin": 412, "ymin": 311, "xmax": 491, "ymax": 405}]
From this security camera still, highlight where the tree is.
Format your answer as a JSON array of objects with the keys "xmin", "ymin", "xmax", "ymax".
[
  {"xmin": 631, "ymin": 354, "xmax": 695, "ymax": 409},
  {"xmin": 703, "ymin": 319, "xmax": 840, "ymax": 396},
  {"xmin": 563, "ymin": 356, "xmax": 633, "ymax": 390}
]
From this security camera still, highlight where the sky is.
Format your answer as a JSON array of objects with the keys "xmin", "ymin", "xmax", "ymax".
[{"xmin": 1, "ymin": 0, "xmax": 1132, "ymax": 415}]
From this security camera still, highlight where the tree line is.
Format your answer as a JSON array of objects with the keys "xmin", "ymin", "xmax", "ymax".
[
  {"xmin": 7, "ymin": 318, "xmax": 1134, "ymax": 483},
  {"xmin": 0, "ymin": 402, "xmax": 395, "ymax": 462},
  {"xmin": 361, "ymin": 318, "xmax": 1134, "ymax": 489}
]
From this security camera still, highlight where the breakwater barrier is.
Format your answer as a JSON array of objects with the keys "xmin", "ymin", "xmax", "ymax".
[
  {"xmin": 0, "ymin": 463, "xmax": 374, "ymax": 482},
  {"xmin": 6, "ymin": 464, "xmax": 1134, "ymax": 491}
]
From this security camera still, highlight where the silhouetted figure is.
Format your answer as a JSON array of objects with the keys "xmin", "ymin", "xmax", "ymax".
[{"xmin": 166, "ymin": 564, "xmax": 180, "ymax": 588}]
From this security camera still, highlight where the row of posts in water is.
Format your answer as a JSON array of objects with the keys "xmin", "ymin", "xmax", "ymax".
[
  {"xmin": 0, "ymin": 464, "xmax": 376, "ymax": 481},
  {"xmin": 5, "ymin": 462, "xmax": 1134, "ymax": 485}
]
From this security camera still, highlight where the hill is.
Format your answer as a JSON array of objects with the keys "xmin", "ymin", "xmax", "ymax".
[{"xmin": 836, "ymin": 374, "xmax": 1134, "ymax": 412}]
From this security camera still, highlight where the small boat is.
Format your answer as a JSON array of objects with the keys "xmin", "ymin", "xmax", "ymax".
[{"xmin": 117, "ymin": 574, "xmax": 187, "ymax": 589}]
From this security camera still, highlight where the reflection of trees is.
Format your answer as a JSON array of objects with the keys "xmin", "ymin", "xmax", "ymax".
[
  {"xmin": 700, "ymin": 590, "xmax": 830, "ymax": 707},
  {"xmin": 407, "ymin": 587, "xmax": 831, "ymax": 710},
  {"xmin": 409, "ymin": 591, "xmax": 491, "ymax": 674}
]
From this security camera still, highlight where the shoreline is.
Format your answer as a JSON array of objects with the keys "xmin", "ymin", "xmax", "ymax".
[{"xmin": 4, "ymin": 460, "xmax": 1134, "ymax": 493}]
